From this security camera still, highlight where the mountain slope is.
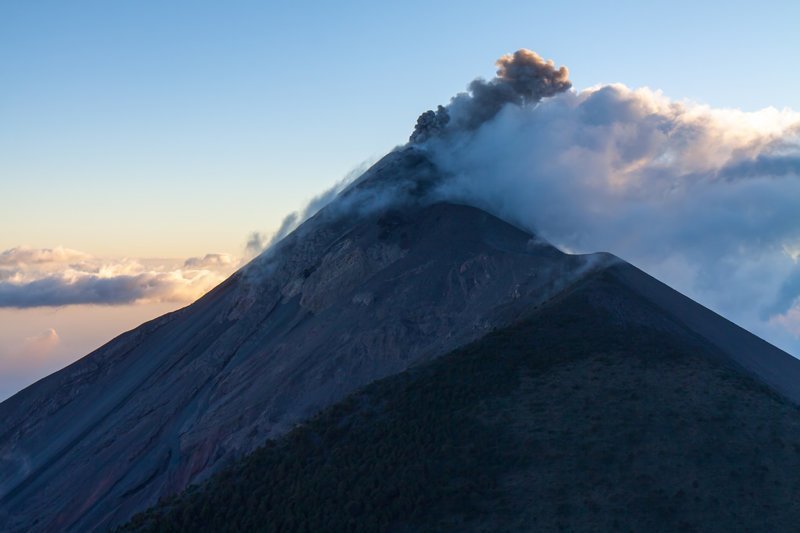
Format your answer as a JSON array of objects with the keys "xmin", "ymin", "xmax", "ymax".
[
  {"xmin": 3, "ymin": 147, "xmax": 800, "ymax": 531},
  {"xmin": 120, "ymin": 264, "xmax": 800, "ymax": 532},
  {"xmin": 0, "ymin": 150, "xmax": 605, "ymax": 532}
]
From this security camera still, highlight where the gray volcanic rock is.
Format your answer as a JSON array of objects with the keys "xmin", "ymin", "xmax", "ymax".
[
  {"xmin": 4, "ymin": 146, "xmax": 800, "ymax": 532},
  {"xmin": 0, "ymin": 150, "xmax": 605, "ymax": 532}
]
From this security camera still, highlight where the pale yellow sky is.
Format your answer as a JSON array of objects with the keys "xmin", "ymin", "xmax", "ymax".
[{"xmin": 0, "ymin": 302, "xmax": 185, "ymax": 401}]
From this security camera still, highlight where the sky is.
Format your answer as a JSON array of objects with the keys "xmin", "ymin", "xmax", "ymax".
[{"xmin": 2, "ymin": 0, "xmax": 800, "ymax": 400}]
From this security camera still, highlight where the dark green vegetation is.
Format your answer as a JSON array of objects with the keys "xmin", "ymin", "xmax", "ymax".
[{"xmin": 120, "ymin": 269, "xmax": 800, "ymax": 532}]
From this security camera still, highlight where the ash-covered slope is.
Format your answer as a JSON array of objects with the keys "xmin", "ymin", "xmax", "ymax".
[
  {"xmin": 0, "ymin": 149, "xmax": 604, "ymax": 532},
  {"xmin": 122, "ymin": 264, "xmax": 800, "ymax": 532}
]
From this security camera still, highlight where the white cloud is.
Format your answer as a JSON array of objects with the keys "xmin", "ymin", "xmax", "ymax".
[
  {"xmin": 183, "ymin": 253, "xmax": 235, "ymax": 269},
  {"xmin": 426, "ymin": 83, "xmax": 800, "ymax": 353},
  {"xmin": 0, "ymin": 248, "xmax": 238, "ymax": 308},
  {"xmin": 0, "ymin": 246, "xmax": 90, "ymax": 267}
]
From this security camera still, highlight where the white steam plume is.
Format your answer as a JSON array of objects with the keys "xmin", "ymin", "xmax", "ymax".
[{"xmin": 425, "ymin": 81, "xmax": 800, "ymax": 353}]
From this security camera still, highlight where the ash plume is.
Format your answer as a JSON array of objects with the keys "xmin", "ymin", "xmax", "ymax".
[{"xmin": 410, "ymin": 49, "xmax": 571, "ymax": 143}]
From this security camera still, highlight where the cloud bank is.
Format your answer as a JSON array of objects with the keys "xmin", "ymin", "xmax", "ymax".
[
  {"xmin": 0, "ymin": 246, "xmax": 91, "ymax": 266},
  {"xmin": 0, "ymin": 247, "xmax": 237, "ymax": 308},
  {"xmin": 416, "ymin": 74, "xmax": 800, "ymax": 352}
]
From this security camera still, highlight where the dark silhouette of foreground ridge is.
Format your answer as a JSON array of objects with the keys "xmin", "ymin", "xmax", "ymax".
[
  {"xmin": 122, "ymin": 265, "xmax": 800, "ymax": 531},
  {"xmin": 3, "ymin": 149, "xmax": 800, "ymax": 531}
]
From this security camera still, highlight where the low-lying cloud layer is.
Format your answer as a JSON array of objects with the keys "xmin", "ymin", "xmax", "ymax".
[
  {"xmin": 0, "ymin": 246, "xmax": 237, "ymax": 308},
  {"xmin": 0, "ymin": 246, "xmax": 90, "ymax": 266},
  {"xmin": 418, "ymin": 72, "xmax": 800, "ymax": 353}
]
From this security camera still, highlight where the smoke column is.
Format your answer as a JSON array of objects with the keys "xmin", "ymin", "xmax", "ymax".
[{"xmin": 410, "ymin": 49, "xmax": 571, "ymax": 143}]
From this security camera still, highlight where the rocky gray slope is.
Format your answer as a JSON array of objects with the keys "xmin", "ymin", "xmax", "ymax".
[
  {"xmin": 0, "ymin": 149, "xmax": 606, "ymax": 531},
  {"xmin": 3, "ymin": 147, "xmax": 800, "ymax": 532}
]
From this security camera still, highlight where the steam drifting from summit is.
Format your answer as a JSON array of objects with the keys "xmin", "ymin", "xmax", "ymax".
[
  {"xmin": 247, "ymin": 49, "xmax": 800, "ymax": 355},
  {"xmin": 410, "ymin": 49, "xmax": 571, "ymax": 143},
  {"xmin": 423, "ymin": 80, "xmax": 800, "ymax": 354}
]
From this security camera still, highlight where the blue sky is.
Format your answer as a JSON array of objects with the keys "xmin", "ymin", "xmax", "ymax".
[
  {"xmin": 3, "ymin": 0, "xmax": 799, "ymax": 257},
  {"xmin": 1, "ymin": 1, "xmax": 799, "ymax": 400}
]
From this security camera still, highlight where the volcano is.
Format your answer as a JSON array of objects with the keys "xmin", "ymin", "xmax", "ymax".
[{"xmin": 3, "ymin": 146, "xmax": 800, "ymax": 531}]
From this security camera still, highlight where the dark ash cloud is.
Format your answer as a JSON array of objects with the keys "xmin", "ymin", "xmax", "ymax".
[{"xmin": 411, "ymin": 49, "xmax": 571, "ymax": 143}]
